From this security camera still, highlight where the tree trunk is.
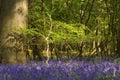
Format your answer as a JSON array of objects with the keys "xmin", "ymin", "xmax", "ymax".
[
  {"xmin": 115, "ymin": 1, "xmax": 120, "ymax": 57},
  {"xmin": 116, "ymin": 14, "xmax": 120, "ymax": 56},
  {"xmin": 0, "ymin": 0, "xmax": 28, "ymax": 64},
  {"xmin": 116, "ymin": 15, "xmax": 120, "ymax": 57}
]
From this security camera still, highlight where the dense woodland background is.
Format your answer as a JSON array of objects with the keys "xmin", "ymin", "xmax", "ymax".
[{"xmin": 0, "ymin": 0, "xmax": 120, "ymax": 64}]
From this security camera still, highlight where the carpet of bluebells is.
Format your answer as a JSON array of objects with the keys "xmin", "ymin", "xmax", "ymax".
[{"xmin": 0, "ymin": 60, "xmax": 120, "ymax": 80}]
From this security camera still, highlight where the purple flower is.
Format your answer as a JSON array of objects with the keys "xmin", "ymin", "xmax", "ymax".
[{"xmin": 0, "ymin": 60, "xmax": 120, "ymax": 80}]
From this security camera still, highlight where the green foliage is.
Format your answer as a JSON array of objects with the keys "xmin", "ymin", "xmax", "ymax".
[
  {"xmin": 28, "ymin": 0, "xmax": 107, "ymax": 45},
  {"xmin": 51, "ymin": 21, "xmax": 85, "ymax": 42},
  {"xmin": 114, "ymin": 58, "xmax": 120, "ymax": 63},
  {"xmin": 26, "ymin": 0, "xmax": 119, "ymax": 58},
  {"xmin": 22, "ymin": 28, "xmax": 40, "ymax": 36}
]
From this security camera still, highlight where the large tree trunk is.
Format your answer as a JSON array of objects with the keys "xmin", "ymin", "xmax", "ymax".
[{"xmin": 0, "ymin": 0, "xmax": 28, "ymax": 64}]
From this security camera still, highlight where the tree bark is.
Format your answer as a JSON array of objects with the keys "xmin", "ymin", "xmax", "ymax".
[
  {"xmin": 113, "ymin": 0, "xmax": 120, "ymax": 57},
  {"xmin": 116, "ymin": 12, "xmax": 120, "ymax": 57},
  {"xmin": 0, "ymin": 0, "xmax": 28, "ymax": 64},
  {"xmin": 116, "ymin": 12, "xmax": 120, "ymax": 56}
]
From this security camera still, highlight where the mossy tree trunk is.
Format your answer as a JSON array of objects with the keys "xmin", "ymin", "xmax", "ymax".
[{"xmin": 0, "ymin": 0, "xmax": 28, "ymax": 64}]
